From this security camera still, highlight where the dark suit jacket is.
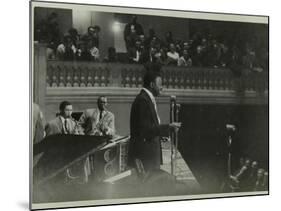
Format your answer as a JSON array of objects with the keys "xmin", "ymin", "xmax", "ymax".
[{"xmin": 128, "ymin": 89, "xmax": 170, "ymax": 171}]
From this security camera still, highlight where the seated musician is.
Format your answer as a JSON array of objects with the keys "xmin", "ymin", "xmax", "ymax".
[
  {"xmin": 45, "ymin": 101, "xmax": 89, "ymax": 184},
  {"xmin": 79, "ymin": 96, "xmax": 116, "ymax": 137},
  {"xmin": 45, "ymin": 101, "xmax": 80, "ymax": 136}
]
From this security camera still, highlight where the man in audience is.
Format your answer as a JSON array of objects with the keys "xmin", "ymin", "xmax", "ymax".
[
  {"xmin": 207, "ymin": 39, "xmax": 221, "ymax": 68},
  {"xmin": 139, "ymin": 34, "xmax": 146, "ymax": 47},
  {"xmin": 56, "ymin": 34, "xmax": 77, "ymax": 60},
  {"xmin": 128, "ymin": 40, "xmax": 145, "ymax": 63},
  {"xmin": 68, "ymin": 27, "xmax": 80, "ymax": 46},
  {"xmin": 124, "ymin": 15, "xmax": 144, "ymax": 51},
  {"xmin": 76, "ymin": 40, "xmax": 91, "ymax": 61},
  {"xmin": 79, "ymin": 96, "xmax": 116, "ymax": 137},
  {"xmin": 164, "ymin": 31, "xmax": 174, "ymax": 47},
  {"xmin": 178, "ymin": 49, "xmax": 192, "ymax": 67},
  {"xmin": 219, "ymin": 43, "xmax": 231, "ymax": 67},
  {"xmin": 104, "ymin": 47, "xmax": 117, "ymax": 62},
  {"xmin": 146, "ymin": 46, "xmax": 162, "ymax": 63},
  {"xmin": 144, "ymin": 28, "xmax": 156, "ymax": 48},
  {"xmin": 183, "ymin": 41, "xmax": 190, "ymax": 51},
  {"xmin": 192, "ymin": 45, "xmax": 206, "ymax": 67},
  {"xmin": 166, "ymin": 43, "xmax": 179, "ymax": 65}
]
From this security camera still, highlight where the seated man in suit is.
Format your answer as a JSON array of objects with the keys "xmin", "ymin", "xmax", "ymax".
[
  {"xmin": 79, "ymin": 96, "xmax": 116, "ymax": 137},
  {"xmin": 45, "ymin": 101, "xmax": 80, "ymax": 136},
  {"xmin": 45, "ymin": 101, "xmax": 89, "ymax": 184}
]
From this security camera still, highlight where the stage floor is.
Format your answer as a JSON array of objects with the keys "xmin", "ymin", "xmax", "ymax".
[{"xmin": 33, "ymin": 150, "xmax": 201, "ymax": 204}]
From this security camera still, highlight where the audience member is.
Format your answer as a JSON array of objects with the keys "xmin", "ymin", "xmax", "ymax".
[
  {"xmin": 128, "ymin": 40, "xmax": 146, "ymax": 63},
  {"xmin": 68, "ymin": 28, "xmax": 80, "ymax": 46},
  {"xmin": 56, "ymin": 34, "xmax": 77, "ymax": 60},
  {"xmin": 165, "ymin": 31, "xmax": 174, "ymax": 47},
  {"xmin": 178, "ymin": 49, "xmax": 192, "ymax": 67},
  {"xmin": 124, "ymin": 15, "xmax": 144, "ymax": 51},
  {"xmin": 104, "ymin": 47, "xmax": 117, "ymax": 62},
  {"xmin": 39, "ymin": 15, "xmax": 267, "ymax": 72},
  {"xmin": 254, "ymin": 168, "xmax": 265, "ymax": 191},
  {"xmin": 166, "ymin": 43, "xmax": 179, "ymax": 65}
]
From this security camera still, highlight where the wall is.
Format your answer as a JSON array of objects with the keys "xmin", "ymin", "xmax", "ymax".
[
  {"xmin": 72, "ymin": 10, "xmax": 92, "ymax": 35},
  {"xmin": 138, "ymin": 15, "xmax": 189, "ymax": 41},
  {"xmin": 72, "ymin": 10, "xmax": 115, "ymax": 59},
  {"xmin": 34, "ymin": 7, "xmax": 72, "ymax": 39},
  {"xmin": 115, "ymin": 13, "xmax": 190, "ymax": 42}
]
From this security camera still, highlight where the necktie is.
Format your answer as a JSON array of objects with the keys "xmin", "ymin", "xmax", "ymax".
[
  {"xmin": 64, "ymin": 119, "xmax": 68, "ymax": 134},
  {"xmin": 99, "ymin": 110, "xmax": 103, "ymax": 121}
]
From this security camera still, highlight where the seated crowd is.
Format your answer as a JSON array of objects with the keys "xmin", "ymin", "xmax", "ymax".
[
  {"xmin": 35, "ymin": 13, "xmax": 268, "ymax": 72},
  {"xmin": 228, "ymin": 157, "xmax": 268, "ymax": 192}
]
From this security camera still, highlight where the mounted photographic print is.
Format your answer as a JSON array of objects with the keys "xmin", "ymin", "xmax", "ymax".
[{"xmin": 30, "ymin": 0, "xmax": 269, "ymax": 210}]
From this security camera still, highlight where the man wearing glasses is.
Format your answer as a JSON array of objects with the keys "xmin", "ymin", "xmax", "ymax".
[{"xmin": 79, "ymin": 96, "xmax": 116, "ymax": 137}]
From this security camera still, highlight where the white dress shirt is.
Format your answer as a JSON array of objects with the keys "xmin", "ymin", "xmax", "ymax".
[
  {"xmin": 59, "ymin": 116, "xmax": 68, "ymax": 134},
  {"xmin": 142, "ymin": 88, "xmax": 161, "ymax": 124}
]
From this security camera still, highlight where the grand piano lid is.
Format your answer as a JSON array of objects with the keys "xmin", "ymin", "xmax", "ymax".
[{"xmin": 32, "ymin": 134, "xmax": 109, "ymax": 185}]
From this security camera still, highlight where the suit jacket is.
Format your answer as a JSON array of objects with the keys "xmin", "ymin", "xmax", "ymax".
[
  {"xmin": 128, "ymin": 90, "xmax": 170, "ymax": 172},
  {"xmin": 79, "ymin": 108, "xmax": 115, "ymax": 136},
  {"xmin": 45, "ymin": 116, "xmax": 78, "ymax": 137}
]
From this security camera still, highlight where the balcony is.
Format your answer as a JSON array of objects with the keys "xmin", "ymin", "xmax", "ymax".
[{"xmin": 34, "ymin": 44, "xmax": 268, "ymax": 107}]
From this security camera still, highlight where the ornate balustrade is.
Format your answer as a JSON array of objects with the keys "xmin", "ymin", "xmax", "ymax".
[
  {"xmin": 33, "ymin": 44, "xmax": 268, "ymax": 136},
  {"xmin": 46, "ymin": 60, "xmax": 268, "ymax": 92}
]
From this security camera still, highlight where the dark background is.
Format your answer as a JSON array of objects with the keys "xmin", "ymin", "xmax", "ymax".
[{"xmin": 179, "ymin": 104, "xmax": 269, "ymax": 192}]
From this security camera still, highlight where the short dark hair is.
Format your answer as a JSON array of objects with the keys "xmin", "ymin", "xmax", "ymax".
[
  {"xmin": 88, "ymin": 26, "xmax": 95, "ymax": 32},
  {"xmin": 59, "ymin": 101, "xmax": 71, "ymax": 111},
  {"xmin": 143, "ymin": 63, "xmax": 162, "ymax": 88},
  {"xmin": 97, "ymin": 95, "xmax": 106, "ymax": 103}
]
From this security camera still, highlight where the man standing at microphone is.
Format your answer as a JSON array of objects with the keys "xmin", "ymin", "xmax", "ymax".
[{"xmin": 128, "ymin": 63, "xmax": 181, "ymax": 179}]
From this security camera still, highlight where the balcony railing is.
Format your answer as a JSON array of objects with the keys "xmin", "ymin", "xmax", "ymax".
[{"xmin": 46, "ymin": 60, "xmax": 268, "ymax": 92}]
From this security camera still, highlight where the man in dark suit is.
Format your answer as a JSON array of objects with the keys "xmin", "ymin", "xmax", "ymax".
[{"xmin": 128, "ymin": 64, "xmax": 181, "ymax": 178}]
